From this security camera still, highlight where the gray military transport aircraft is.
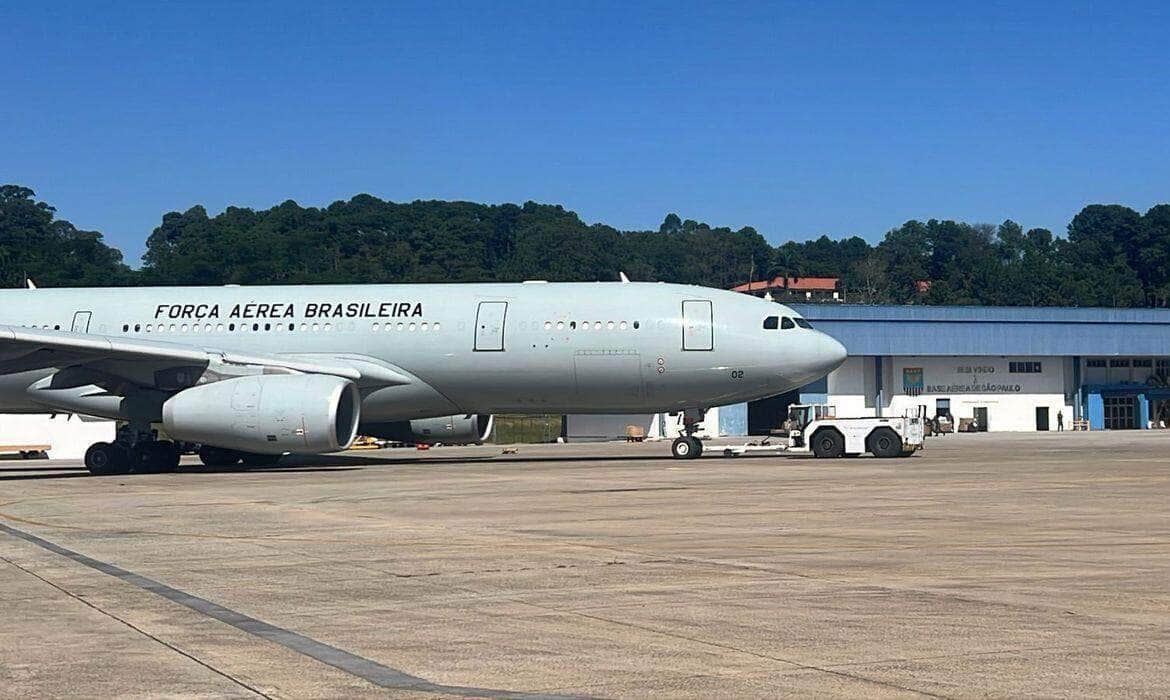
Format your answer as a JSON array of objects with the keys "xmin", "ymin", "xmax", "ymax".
[{"xmin": 0, "ymin": 281, "xmax": 846, "ymax": 475}]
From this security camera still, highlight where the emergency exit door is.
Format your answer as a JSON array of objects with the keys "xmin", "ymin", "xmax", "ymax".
[
  {"xmin": 474, "ymin": 301, "xmax": 507, "ymax": 351},
  {"xmin": 682, "ymin": 300, "xmax": 713, "ymax": 351},
  {"xmin": 71, "ymin": 311, "xmax": 92, "ymax": 333}
]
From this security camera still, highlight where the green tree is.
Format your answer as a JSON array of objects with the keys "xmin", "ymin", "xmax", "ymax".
[{"xmin": 0, "ymin": 185, "xmax": 132, "ymax": 287}]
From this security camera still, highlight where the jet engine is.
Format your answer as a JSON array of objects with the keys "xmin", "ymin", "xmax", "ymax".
[
  {"xmin": 162, "ymin": 374, "xmax": 360, "ymax": 454},
  {"xmin": 362, "ymin": 414, "xmax": 493, "ymax": 445}
]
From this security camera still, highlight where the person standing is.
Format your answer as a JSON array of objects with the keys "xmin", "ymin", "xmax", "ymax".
[{"xmin": 1057, "ymin": 410, "xmax": 1064, "ymax": 431}]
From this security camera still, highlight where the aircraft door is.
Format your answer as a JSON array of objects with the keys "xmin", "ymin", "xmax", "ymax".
[
  {"xmin": 681, "ymin": 300, "xmax": 713, "ymax": 351},
  {"xmin": 71, "ymin": 311, "xmax": 92, "ymax": 333},
  {"xmin": 474, "ymin": 301, "xmax": 508, "ymax": 351}
]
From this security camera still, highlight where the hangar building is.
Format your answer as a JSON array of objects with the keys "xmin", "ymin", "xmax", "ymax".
[{"xmin": 783, "ymin": 304, "xmax": 1170, "ymax": 432}]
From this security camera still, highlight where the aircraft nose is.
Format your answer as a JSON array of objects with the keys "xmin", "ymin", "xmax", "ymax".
[
  {"xmin": 780, "ymin": 329, "xmax": 849, "ymax": 387},
  {"xmin": 818, "ymin": 331, "xmax": 848, "ymax": 374}
]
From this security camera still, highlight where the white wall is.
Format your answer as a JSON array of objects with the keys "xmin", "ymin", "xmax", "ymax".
[
  {"xmin": 568, "ymin": 408, "xmax": 726, "ymax": 440},
  {"xmin": 648, "ymin": 407, "xmax": 725, "ymax": 439},
  {"xmin": 0, "ymin": 414, "xmax": 115, "ymax": 459},
  {"xmin": 823, "ymin": 356, "xmax": 1075, "ymax": 432},
  {"xmin": 567, "ymin": 414, "xmax": 653, "ymax": 440},
  {"xmin": 826, "ymin": 356, "xmax": 869, "ymax": 417}
]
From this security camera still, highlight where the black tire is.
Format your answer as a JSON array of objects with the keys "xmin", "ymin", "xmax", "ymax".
[
  {"xmin": 198, "ymin": 446, "xmax": 241, "ymax": 467},
  {"xmin": 671, "ymin": 436, "xmax": 701, "ymax": 459},
  {"xmin": 139, "ymin": 441, "xmax": 180, "ymax": 473},
  {"xmin": 241, "ymin": 452, "xmax": 282, "ymax": 467},
  {"xmin": 85, "ymin": 442, "xmax": 123, "ymax": 476},
  {"xmin": 811, "ymin": 429, "xmax": 845, "ymax": 459},
  {"xmin": 866, "ymin": 428, "xmax": 902, "ymax": 458}
]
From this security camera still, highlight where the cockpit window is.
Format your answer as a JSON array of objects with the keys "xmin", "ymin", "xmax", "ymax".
[
  {"xmin": 763, "ymin": 316, "xmax": 779, "ymax": 330},
  {"xmin": 781, "ymin": 317, "xmax": 795, "ymax": 330},
  {"xmin": 794, "ymin": 317, "xmax": 812, "ymax": 329}
]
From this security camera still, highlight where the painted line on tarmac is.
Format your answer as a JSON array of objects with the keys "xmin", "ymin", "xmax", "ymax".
[{"xmin": 0, "ymin": 521, "xmax": 586, "ymax": 700}]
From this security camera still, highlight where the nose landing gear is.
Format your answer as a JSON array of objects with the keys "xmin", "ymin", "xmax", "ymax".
[
  {"xmin": 670, "ymin": 435, "xmax": 703, "ymax": 459},
  {"xmin": 670, "ymin": 407, "xmax": 706, "ymax": 460}
]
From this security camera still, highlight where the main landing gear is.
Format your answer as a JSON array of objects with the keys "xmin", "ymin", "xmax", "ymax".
[
  {"xmin": 84, "ymin": 425, "xmax": 180, "ymax": 476},
  {"xmin": 670, "ymin": 407, "xmax": 706, "ymax": 460}
]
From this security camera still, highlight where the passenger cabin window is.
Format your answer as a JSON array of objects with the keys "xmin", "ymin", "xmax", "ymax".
[
  {"xmin": 763, "ymin": 316, "xmax": 779, "ymax": 330},
  {"xmin": 794, "ymin": 318, "xmax": 812, "ymax": 329},
  {"xmin": 781, "ymin": 317, "xmax": 795, "ymax": 330}
]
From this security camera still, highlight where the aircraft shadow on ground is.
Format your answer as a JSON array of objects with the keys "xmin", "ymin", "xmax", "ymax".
[
  {"xmin": 0, "ymin": 471, "xmax": 91, "ymax": 482},
  {"xmin": 276, "ymin": 450, "xmax": 774, "ymax": 469},
  {"xmin": 0, "ymin": 450, "xmax": 784, "ymax": 480},
  {"xmin": 0, "ymin": 465, "xmax": 87, "ymax": 472},
  {"xmin": 178, "ymin": 464, "xmax": 364, "ymax": 475}
]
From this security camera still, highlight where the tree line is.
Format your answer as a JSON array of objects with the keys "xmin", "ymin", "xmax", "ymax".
[{"xmin": 2, "ymin": 183, "xmax": 1168, "ymax": 307}]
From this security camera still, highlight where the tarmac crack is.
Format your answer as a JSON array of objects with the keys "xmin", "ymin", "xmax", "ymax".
[
  {"xmin": 818, "ymin": 638, "xmax": 1155, "ymax": 669},
  {"xmin": 497, "ymin": 597, "xmax": 951, "ymax": 699},
  {"xmin": 0, "ymin": 554, "xmax": 273, "ymax": 699},
  {"xmin": 0, "ymin": 521, "xmax": 590, "ymax": 700}
]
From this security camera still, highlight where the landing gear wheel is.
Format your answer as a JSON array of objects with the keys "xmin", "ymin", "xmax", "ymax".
[
  {"xmin": 811, "ymin": 430, "xmax": 845, "ymax": 459},
  {"xmin": 136, "ymin": 441, "xmax": 180, "ymax": 473},
  {"xmin": 671, "ymin": 436, "xmax": 702, "ymax": 460},
  {"xmin": 240, "ymin": 453, "xmax": 282, "ymax": 467},
  {"xmin": 85, "ymin": 442, "xmax": 128, "ymax": 476},
  {"xmin": 198, "ymin": 446, "xmax": 241, "ymax": 468},
  {"xmin": 155, "ymin": 441, "xmax": 181, "ymax": 472},
  {"xmin": 866, "ymin": 428, "xmax": 902, "ymax": 458}
]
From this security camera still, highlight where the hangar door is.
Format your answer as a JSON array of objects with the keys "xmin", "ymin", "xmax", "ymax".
[
  {"xmin": 474, "ymin": 301, "xmax": 508, "ymax": 351},
  {"xmin": 681, "ymin": 300, "xmax": 713, "ymax": 351}
]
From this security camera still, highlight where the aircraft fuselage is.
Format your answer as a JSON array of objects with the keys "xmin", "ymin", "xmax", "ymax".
[{"xmin": 0, "ymin": 281, "xmax": 846, "ymax": 421}]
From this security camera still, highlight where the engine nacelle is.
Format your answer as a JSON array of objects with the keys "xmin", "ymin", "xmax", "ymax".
[
  {"xmin": 162, "ymin": 374, "xmax": 360, "ymax": 454},
  {"xmin": 362, "ymin": 414, "xmax": 493, "ymax": 445}
]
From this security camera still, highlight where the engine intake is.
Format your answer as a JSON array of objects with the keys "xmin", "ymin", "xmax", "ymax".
[
  {"xmin": 162, "ymin": 374, "xmax": 360, "ymax": 454},
  {"xmin": 362, "ymin": 414, "xmax": 493, "ymax": 445}
]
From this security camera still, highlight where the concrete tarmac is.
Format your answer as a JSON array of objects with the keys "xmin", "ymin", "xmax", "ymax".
[{"xmin": 2, "ymin": 432, "xmax": 1170, "ymax": 698}]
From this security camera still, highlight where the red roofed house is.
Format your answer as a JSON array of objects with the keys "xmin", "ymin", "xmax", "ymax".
[{"xmin": 730, "ymin": 277, "xmax": 842, "ymax": 302}]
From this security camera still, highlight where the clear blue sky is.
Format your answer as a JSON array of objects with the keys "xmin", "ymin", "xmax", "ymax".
[{"xmin": 3, "ymin": 1, "xmax": 1169, "ymax": 263}]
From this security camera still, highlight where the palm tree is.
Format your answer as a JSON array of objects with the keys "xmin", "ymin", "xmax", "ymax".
[{"xmin": 766, "ymin": 246, "xmax": 804, "ymax": 292}]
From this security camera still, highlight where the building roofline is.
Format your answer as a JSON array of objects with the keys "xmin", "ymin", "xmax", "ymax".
[{"xmin": 784, "ymin": 303, "xmax": 1170, "ymax": 356}]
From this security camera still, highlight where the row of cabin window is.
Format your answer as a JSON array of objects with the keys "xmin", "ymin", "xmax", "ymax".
[
  {"xmin": 542, "ymin": 320, "xmax": 640, "ymax": 332},
  {"xmin": 123, "ymin": 321, "xmax": 441, "ymax": 334},
  {"xmin": 763, "ymin": 316, "xmax": 813, "ymax": 330}
]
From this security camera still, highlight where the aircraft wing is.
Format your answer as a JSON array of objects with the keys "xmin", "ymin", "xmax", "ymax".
[{"xmin": 0, "ymin": 324, "xmax": 410, "ymax": 389}]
